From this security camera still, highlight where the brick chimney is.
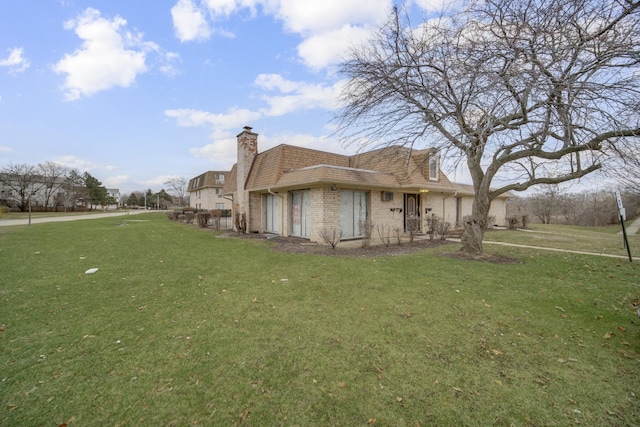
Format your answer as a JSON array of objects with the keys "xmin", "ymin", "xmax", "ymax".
[
  {"xmin": 237, "ymin": 126, "xmax": 257, "ymax": 189},
  {"xmin": 235, "ymin": 126, "xmax": 258, "ymax": 221}
]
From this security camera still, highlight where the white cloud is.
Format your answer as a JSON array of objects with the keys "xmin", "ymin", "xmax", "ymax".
[
  {"xmin": 189, "ymin": 130, "xmax": 353, "ymax": 166},
  {"xmin": 0, "ymin": 47, "xmax": 30, "ymax": 73},
  {"xmin": 0, "ymin": 146, "xmax": 12, "ymax": 153},
  {"xmin": 410, "ymin": 0, "xmax": 460, "ymax": 12},
  {"xmin": 103, "ymin": 175, "xmax": 129, "ymax": 187},
  {"xmin": 170, "ymin": 0, "xmax": 392, "ymax": 70},
  {"xmin": 171, "ymin": 0, "xmax": 212, "ymax": 42},
  {"xmin": 297, "ymin": 25, "xmax": 373, "ymax": 70},
  {"xmin": 53, "ymin": 155, "xmax": 117, "ymax": 173},
  {"xmin": 275, "ymin": 0, "xmax": 391, "ymax": 34},
  {"xmin": 255, "ymin": 74, "xmax": 345, "ymax": 116},
  {"xmin": 203, "ymin": 0, "xmax": 260, "ymax": 17},
  {"xmin": 165, "ymin": 107, "xmax": 262, "ymax": 137},
  {"xmin": 141, "ymin": 175, "xmax": 183, "ymax": 188},
  {"xmin": 53, "ymin": 8, "xmax": 178, "ymax": 100},
  {"xmin": 166, "ymin": 75, "xmax": 342, "ymax": 136},
  {"xmin": 189, "ymin": 136, "xmax": 238, "ymax": 166},
  {"xmin": 54, "ymin": 155, "xmax": 98, "ymax": 171}
]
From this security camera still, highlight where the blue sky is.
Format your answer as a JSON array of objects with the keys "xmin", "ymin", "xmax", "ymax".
[{"xmin": 0, "ymin": 0, "xmax": 445, "ymax": 194}]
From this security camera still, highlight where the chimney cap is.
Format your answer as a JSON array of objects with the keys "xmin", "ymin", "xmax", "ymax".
[{"xmin": 243, "ymin": 126, "xmax": 252, "ymax": 131}]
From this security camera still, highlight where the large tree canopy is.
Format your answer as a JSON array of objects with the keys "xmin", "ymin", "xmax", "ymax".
[{"xmin": 336, "ymin": 0, "xmax": 640, "ymax": 253}]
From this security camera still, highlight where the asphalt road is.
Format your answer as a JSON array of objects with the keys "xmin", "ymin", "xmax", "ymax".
[{"xmin": 0, "ymin": 210, "xmax": 152, "ymax": 227}]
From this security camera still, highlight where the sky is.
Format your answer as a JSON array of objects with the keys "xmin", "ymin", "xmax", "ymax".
[{"xmin": 0, "ymin": 0, "xmax": 450, "ymax": 194}]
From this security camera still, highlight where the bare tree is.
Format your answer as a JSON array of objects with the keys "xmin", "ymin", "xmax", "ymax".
[
  {"xmin": 164, "ymin": 177, "xmax": 188, "ymax": 207},
  {"xmin": 612, "ymin": 145, "xmax": 640, "ymax": 194},
  {"xmin": 0, "ymin": 163, "xmax": 44, "ymax": 212},
  {"xmin": 528, "ymin": 184, "xmax": 565, "ymax": 224},
  {"xmin": 38, "ymin": 161, "xmax": 69, "ymax": 211},
  {"xmin": 336, "ymin": 0, "xmax": 640, "ymax": 254}
]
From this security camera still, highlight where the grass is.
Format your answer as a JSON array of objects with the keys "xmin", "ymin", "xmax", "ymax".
[
  {"xmin": 484, "ymin": 223, "xmax": 639, "ymax": 258},
  {"xmin": 1, "ymin": 213, "xmax": 639, "ymax": 426}
]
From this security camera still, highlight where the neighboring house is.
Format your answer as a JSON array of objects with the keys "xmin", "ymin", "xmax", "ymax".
[
  {"xmin": 223, "ymin": 126, "xmax": 510, "ymax": 244},
  {"xmin": 106, "ymin": 188, "xmax": 120, "ymax": 209},
  {"xmin": 188, "ymin": 171, "xmax": 232, "ymax": 211}
]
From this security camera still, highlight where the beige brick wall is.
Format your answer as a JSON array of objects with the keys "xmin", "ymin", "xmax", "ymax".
[
  {"xmin": 248, "ymin": 192, "xmax": 262, "ymax": 233},
  {"xmin": 244, "ymin": 186, "xmax": 508, "ymax": 242},
  {"xmin": 309, "ymin": 187, "xmax": 340, "ymax": 243},
  {"xmin": 369, "ymin": 191, "xmax": 405, "ymax": 244},
  {"xmin": 489, "ymin": 198, "xmax": 507, "ymax": 226},
  {"xmin": 190, "ymin": 188, "xmax": 232, "ymax": 211}
]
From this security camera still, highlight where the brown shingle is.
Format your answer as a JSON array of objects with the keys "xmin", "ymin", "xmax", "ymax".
[{"xmin": 245, "ymin": 144, "xmax": 350, "ymax": 190}]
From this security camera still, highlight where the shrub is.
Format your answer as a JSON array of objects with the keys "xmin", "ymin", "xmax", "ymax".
[
  {"xmin": 406, "ymin": 216, "xmax": 420, "ymax": 244},
  {"xmin": 427, "ymin": 215, "xmax": 452, "ymax": 240},
  {"xmin": 506, "ymin": 216, "xmax": 520, "ymax": 229},
  {"xmin": 318, "ymin": 228, "xmax": 342, "ymax": 249},
  {"xmin": 376, "ymin": 224, "xmax": 392, "ymax": 247},
  {"xmin": 196, "ymin": 212, "xmax": 211, "ymax": 228}
]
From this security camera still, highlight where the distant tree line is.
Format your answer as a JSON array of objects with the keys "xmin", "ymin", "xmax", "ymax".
[
  {"xmin": 124, "ymin": 189, "xmax": 174, "ymax": 209},
  {"xmin": 0, "ymin": 162, "xmax": 115, "ymax": 212},
  {"xmin": 0, "ymin": 162, "xmax": 189, "ymax": 212},
  {"xmin": 507, "ymin": 185, "xmax": 640, "ymax": 228}
]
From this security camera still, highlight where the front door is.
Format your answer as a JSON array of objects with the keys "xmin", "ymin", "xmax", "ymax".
[{"xmin": 404, "ymin": 193, "xmax": 421, "ymax": 232}]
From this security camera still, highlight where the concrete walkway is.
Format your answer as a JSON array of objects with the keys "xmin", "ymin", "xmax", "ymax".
[
  {"xmin": 0, "ymin": 210, "xmax": 151, "ymax": 227},
  {"xmin": 446, "ymin": 217, "xmax": 640, "ymax": 261},
  {"xmin": 623, "ymin": 216, "xmax": 640, "ymax": 235}
]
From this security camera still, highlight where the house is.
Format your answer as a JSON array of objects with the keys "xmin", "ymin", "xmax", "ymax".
[
  {"xmin": 188, "ymin": 171, "xmax": 232, "ymax": 211},
  {"xmin": 222, "ymin": 126, "xmax": 509, "ymax": 244},
  {"xmin": 106, "ymin": 188, "xmax": 120, "ymax": 209}
]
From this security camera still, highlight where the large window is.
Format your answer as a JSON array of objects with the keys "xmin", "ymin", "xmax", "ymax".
[
  {"xmin": 429, "ymin": 155, "xmax": 439, "ymax": 180},
  {"xmin": 290, "ymin": 190, "xmax": 310, "ymax": 237},
  {"xmin": 264, "ymin": 193, "xmax": 281, "ymax": 234},
  {"xmin": 340, "ymin": 190, "xmax": 368, "ymax": 239}
]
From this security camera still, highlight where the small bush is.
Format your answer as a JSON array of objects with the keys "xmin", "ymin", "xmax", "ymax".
[
  {"xmin": 376, "ymin": 224, "xmax": 392, "ymax": 247},
  {"xmin": 319, "ymin": 228, "xmax": 342, "ymax": 249},
  {"xmin": 196, "ymin": 212, "xmax": 211, "ymax": 228},
  {"xmin": 427, "ymin": 215, "xmax": 451, "ymax": 240},
  {"xmin": 506, "ymin": 216, "xmax": 520, "ymax": 229},
  {"xmin": 406, "ymin": 216, "xmax": 420, "ymax": 244}
]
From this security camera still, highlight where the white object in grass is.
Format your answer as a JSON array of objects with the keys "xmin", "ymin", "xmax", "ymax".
[{"xmin": 85, "ymin": 268, "xmax": 99, "ymax": 274}]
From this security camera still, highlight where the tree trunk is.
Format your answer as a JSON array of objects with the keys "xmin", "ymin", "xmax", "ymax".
[
  {"xmin": 461, "ymin": 218, "xmax": 484, "ymax": 253},
  {"xmin": 460, "ymin": 188, "xmax": 490, "ymax": 254}
]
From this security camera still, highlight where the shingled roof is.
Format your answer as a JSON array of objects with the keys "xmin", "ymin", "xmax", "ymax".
[
  {"xmin": 222, "ymin": 142, "xmax": 466, "ymax": 194},
  {"xmin": 188, "ymin": 171, "xmax": 229, "ymax": 191}
]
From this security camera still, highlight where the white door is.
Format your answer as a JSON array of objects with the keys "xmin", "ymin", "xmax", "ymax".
[
  {"xmin": 290, "ymin": 190, "xmax": 310, "ymax": 237},
  {"xmin": 264, "ymin": 194, "xmax": 280, "ymax": 233}
]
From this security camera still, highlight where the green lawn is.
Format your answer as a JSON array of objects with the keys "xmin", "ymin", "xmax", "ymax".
[
  {"xmin": 1, "ymin": 214, "xmax": 639, "ymax": 426},
  {"xmin": 484, "ymin": 223, "xmax": 638, "ymax": 258}
]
